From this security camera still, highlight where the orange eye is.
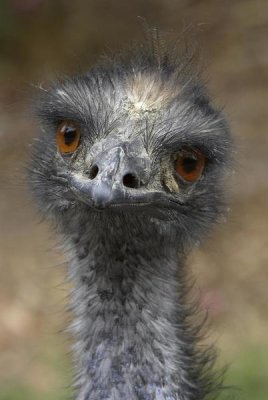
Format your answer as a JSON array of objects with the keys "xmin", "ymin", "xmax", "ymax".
[
  {"xmin": 174, "ymin": 148, "xmax": 205, "ymax": 182},
  {"xmin": 56, "ymin": 121, "xmax": 81, "ymax": 154}
]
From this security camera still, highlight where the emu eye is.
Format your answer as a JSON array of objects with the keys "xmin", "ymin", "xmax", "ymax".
[
  {"xmin": 56, "ymin": 121, "xmax": 80, "ymax": 154},
  {"xmin": 174, "ymin": 148, "xmax": 205, "ymax": 182}
]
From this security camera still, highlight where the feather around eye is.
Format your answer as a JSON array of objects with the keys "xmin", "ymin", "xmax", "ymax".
[
  {"xmin": 174, "ymin": 148, "xmax": 205, "ymax": 182},
  {"xmin": 56, "ymin": 121, "xmax": 81, "ymax": 154}
]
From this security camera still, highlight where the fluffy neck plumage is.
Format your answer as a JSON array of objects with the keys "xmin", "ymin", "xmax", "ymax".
[{"xmin": 63, "ymin": 214, "xmax": 216, "ymax": 400}]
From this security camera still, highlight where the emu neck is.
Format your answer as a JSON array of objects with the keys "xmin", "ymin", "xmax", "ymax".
[{"xmin": 66, "ymin": 217, "xmax": 209, "ymax": 400}]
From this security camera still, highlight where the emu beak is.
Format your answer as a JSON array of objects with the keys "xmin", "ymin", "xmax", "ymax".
[{"xmin": 70, "ymin": 142, "xmax": 152, "ymax": 209}]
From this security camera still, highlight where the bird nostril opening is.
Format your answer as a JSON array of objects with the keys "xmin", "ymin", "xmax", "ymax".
[
  {"xmin": 123, "ymin": 173, "xmax": 140, "ymax": 189},
  {"xmin": 89, "ymin": 165, "xmax": 99, "ymax": 180}
]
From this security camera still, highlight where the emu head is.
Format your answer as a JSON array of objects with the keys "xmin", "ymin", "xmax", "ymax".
[{"xmin": 30, "ymin": 44, "xmax": 231, "ymax": 246}]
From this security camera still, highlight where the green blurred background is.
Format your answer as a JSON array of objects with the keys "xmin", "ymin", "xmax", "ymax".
[{"xmin": 0, "ymin": 1, "xmax": 267, "ymax": 399}]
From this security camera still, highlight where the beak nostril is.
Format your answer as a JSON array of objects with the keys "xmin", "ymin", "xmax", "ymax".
[
  {"xmin": 89, "ymin": 165, "xmax": 99, "ymax": 180},
  {"xmin": 123, "ymin": 173, "xmax": 140, "ymax": 189}
]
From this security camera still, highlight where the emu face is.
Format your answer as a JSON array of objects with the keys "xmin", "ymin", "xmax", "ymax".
[{"xmin": 31, "ymin": 66, "xmax": 231, "ymax": 239}]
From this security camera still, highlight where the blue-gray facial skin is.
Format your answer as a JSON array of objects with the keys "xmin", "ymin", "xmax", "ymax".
[{"xmin": 30, "ymin": 39, "xmax": 232, "ymax": 400}]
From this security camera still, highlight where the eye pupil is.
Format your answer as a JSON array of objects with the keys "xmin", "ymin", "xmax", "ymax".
[
  {"xmin": 64, "ymin": 127, "xmax": 77, "ymax": 146},
  {"xmin": 182, "ymin": 156, "xmax": 197, "ymax": 173}
]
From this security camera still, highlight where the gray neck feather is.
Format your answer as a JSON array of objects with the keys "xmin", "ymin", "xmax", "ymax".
[{"xmin": 62, "ymin": 215, "xmax": 216, "ymax": 400}]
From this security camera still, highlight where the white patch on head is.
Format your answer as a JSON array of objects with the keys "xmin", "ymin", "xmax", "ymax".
[{"xmin": 123, "ymin": 72, "xmax": 179, "ymax": 118}]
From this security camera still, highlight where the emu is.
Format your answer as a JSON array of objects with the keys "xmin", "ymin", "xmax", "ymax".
[{"xmin": 29, "ymin": 36, "xmax": 232, "ymax": 400}]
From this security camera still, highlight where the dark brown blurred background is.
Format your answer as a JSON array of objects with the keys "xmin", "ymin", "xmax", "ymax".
[{"xmin": 0, "ymin": 1, "xmax": 267, "ymax": 399}]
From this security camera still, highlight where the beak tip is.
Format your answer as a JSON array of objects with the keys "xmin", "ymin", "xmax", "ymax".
[{"xmin": 91, "ymin": 184, "xmax": 114, "ymax": 209}]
